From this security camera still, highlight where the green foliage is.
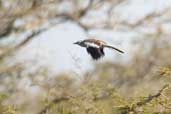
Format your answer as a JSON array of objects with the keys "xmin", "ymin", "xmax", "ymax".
[
  {"xmin": 36, "ymin": 74, "xmax": 171, "ymax": 114},
  {"xmin": 0, "ymin": 93, "xmax": 17, "ymax": 114},
  {"xmin": 1, "ymin": 39, "xmax": 171, "ymax": 114}
]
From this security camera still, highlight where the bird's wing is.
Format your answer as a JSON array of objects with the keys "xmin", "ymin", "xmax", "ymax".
[
  {"xmin": 103, "ymin": 44, "xmax": 124, "ymax": 53},
  {"xmin": 86, "ymin": 46, "xmax": 104, "ymax": 60}
]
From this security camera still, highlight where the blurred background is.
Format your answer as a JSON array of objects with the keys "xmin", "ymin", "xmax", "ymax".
[{"xmin": 0, "ymin": 0, "xmax": 171, "ymax": 114}]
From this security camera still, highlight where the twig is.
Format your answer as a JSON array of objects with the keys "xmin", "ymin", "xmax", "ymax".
[
  {"xmin": 120, "ymin": 8, "xmax": 170, "ymax": 28},
  {"xmin": 135, "ymin": 84, "xmax": 169, "ymax": 107},
  {"xmin": 0, "ymin": 64, "xmax": 22, "ymax": 75},
  {"xmin": 0, "ymin": 28, "xmax": 47, "ymax": 60},
  {"xmin": 54, "ymin": 0, "xmax": 94, "ymax": 33},
  {"xmin": 38, "ymin": 96, "xmax": 70, "ymax": 114},
  {"xmin": 118, "ymin": 84, "xmax": 169, "ymax": 114}
]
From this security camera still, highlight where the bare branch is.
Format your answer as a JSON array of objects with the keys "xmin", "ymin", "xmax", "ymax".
[
  {"xmin": 135, "ymin": 84, "xmax": 169, "ymax": 107},
  {"xmin": 119, "ymin": 8, "xmax": 170, "ymax": 28},
  {"xmin": 118, "ymin": 84, "xmax": 169, "ymax": 114},
  {"xmin": 38, "ymin": 96, "xmax": 70, "ymax": 114},
  {"xmin": 78, "ymin": 0, "xmax": 94, "ymax": 17},
  {"xmin": 0, "ymin": 28, "xmax": 47, "ymax": 60},
  {"xmin": 0, "ymin": 64, "xmax": 22, "ymax": 75},
  {"xmin": 0, "ymin": 15, "xmax": 15, "ymax": 37}
]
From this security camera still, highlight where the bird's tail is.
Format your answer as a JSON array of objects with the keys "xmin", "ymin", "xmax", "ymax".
[{"xmin": 103, "ymin": 45, "xmax": 124, "ymax": 53}]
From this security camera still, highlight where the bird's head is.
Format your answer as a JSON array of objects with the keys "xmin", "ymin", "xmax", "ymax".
[
  {"xmin": 73, "ymin": 41, "xmax": 81, "ymax": 45},
  {"xmin": 73, "ymin": 40, "xmax": 86, "ymax": 47}
]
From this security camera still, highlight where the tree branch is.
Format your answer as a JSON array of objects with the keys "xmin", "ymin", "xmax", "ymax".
[
  {"xmin": 38, "ymin": 96, "xmax": 70, "ymax": 114},
  {"xmin": 118, "ymin": 84, "xmax": 169, "ymax": 114},
  {"xmin": 119, "ymin": 8, "xmax": 170, "ymax": 29},
  {"xmin": 0, "ymin": 28, "xmax": 47, "ymax": 60}
]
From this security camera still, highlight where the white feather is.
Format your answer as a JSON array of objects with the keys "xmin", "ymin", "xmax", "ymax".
[{"xmin": 85, "ymin": 42, "xmax": 100, "ymax": 48}]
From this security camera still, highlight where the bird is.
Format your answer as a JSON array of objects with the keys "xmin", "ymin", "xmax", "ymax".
[{"xmin": 73, "ymin": 39, "xmax": 124, "ymax": 60}]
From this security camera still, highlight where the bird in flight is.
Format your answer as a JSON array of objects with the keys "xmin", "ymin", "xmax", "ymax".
[{"xmin": 74, "ymin": 39, "xmax": 124, "ymax": 60}]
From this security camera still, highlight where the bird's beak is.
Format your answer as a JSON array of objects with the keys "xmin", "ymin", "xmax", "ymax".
[{"xmin": 73, "ymin": 42, "xmax": 78, "ymax": 44}]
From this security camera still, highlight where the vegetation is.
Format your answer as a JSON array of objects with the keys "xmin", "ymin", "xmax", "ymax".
[{"xmin": 0, "ymin": 39, "xmax": 171, "ymax": 114}]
